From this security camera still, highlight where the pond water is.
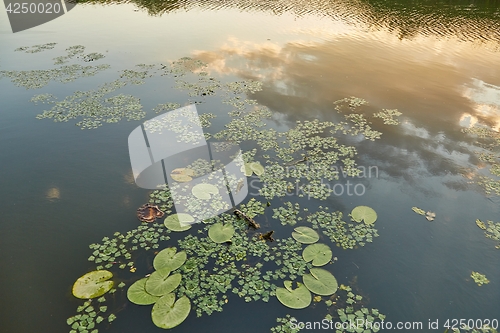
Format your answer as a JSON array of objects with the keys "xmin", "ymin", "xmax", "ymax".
[{"xmin": 1, "ymin": 1, "xmax": 500, "ymax": 332}]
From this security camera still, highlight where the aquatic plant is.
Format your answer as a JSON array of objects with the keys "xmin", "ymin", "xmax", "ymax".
[
  {"xmin": 412, "ymin": 207, "xmax": 436, "ymax": 221},
  {"xmin": 270, "ymin": 315, "xmax": 301, "ymax": 333},
  {"xmin": 72, "ymin": 270, "xmax": 114, "ymax": 299},
  {"xmin": 5, "ymin": 47, "xmax": 398, "ymax": 332},
  {"xmin": 307, "ymin": 207, "xmax": 379, "ymax": 249},
  {"xmin": 272, "ymin": 202, "xmax": 302, "ymax": 226},
  {"xmin": 302, "ymin": 243, "xmax": 333, "ymax": 266},
  {"xmin": 350, "ymin": 205, "xmax": 377, "ymax": 225},
  {"xmin": 474, "ymin": 219, "xmax": 500, "ymax": 249},
  {"xmin": 276, "ymin": 281, "xmax": 312, "ymax": 309},
  {"xmin": 302, "ymin": 268, "xmax": 338, "ymax": 296},
  {"xmin": 471, "ymin": 271, "xmax": 490, "ymax": 286},
  {"xmin": 373, "ymin": 109, "xmax": 402, "ymax": 125}
]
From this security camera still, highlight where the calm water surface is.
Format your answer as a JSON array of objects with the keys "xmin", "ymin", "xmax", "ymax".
[{"xmin": 1, "ymin": 1, "xmax": 500, "ymax": 332}]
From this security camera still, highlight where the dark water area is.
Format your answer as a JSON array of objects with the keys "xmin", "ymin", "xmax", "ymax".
[{"xmin": 1, "ymin": 0, "xmax": 500, "ymax": 332}]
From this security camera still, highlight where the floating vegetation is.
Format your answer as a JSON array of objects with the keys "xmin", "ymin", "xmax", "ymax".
[
  {"xmin": 291, "ymin": 226, "xmax": 319, "ymax": 244},
  {"xmin": 350, "ymin": 206, "xmax": 377, "ymax": 225},
  {"xmin": 302, "ymin": 243, "xmax": 333, "ymax": 267},
  {"xmin": 153, "ymin": 247, "xmax": 187, "ymax": 271},
  {"xmin": 471, "ymin": 271, "xmax": 490, "ymax": 286},
  {"xmin": 412, "ymin": 207, "xmax": 426, "ymax": 215},
  {"xmin": 208, "ymin": 223, "xmax": 235, "ymax": 243},
  {"xmin": 242, "ymin": 161, "xmax": 265, "ymax": 176},
  {"xmin": 15, "ymin": 42, "xmax": 57, "ymax": 53},
  {"xmin": 164, "ymin": 213, "xmax": 193, "ymax": 232},
  {"xmin": 412, "ymin": 207, "xmax": 436, "ymax": 221},
  {"xmin": 272, "ymin": 202, "xmax": 302, "ymax": 226},
  {"xmin": 270, "ymin": 315, "xmax": 301, "ymax": 333},
  {"xmin": 170, "ymin": 168, "xmax": 195, "ymax": 182},
  {"xmin": 307, "ymin": 207, "xmax": 379, "ymax": 249},
  {"xmin": 14, "ymin": 46, "xmax": 403, "ymax": 332},
  {"xmin": 88, "ymin": 223, "xmax": 169, "ymax": 270},
  {"xmin": 476, "ymin": 219, "xmax": 487, "ymax": 230},
  {"xmin": 276, "ymin": 281, "xmax": 312, "ymax": 309},
  {"xmin": 127, "ymin": 278, "xmax": 160, "ymax": 305},
  {"xmin": 34, "ymin": 79, "xmax": 144, "ymax": 129},
  {"xmin": 302, "ymin": 268, "xmax": 338, "ymax": 296},
  {"xmin": 373, "ymin": 109, "xmax": 402, "ymax": 125},
  {"xmin": 126, "ymin": 248, "xmax": 190, "ymax": 329},
  {"xmin": 72, "ymin": 270, "xmax": 114, "ymax": 299},
  {"xmin": 191, "ymin": 183, "xmax": 219, "ymax": 200},
  {"xmin": 151, "ymin": 294, "xmax": 191, "ymax": 329},
  {"xmin": 66, "ymin": 298, "xmax": 116, "ymax": 332},
  {"xmin": 136, "ymin": 203, "xmax": 165, "ymax": 223},
  {"xmin": 425, "ymin": 211, "xmax": 436, "ymax": 221},
  {"xmin": 474, "ymin": 219, "xmax": 500, "ymax": 249}
]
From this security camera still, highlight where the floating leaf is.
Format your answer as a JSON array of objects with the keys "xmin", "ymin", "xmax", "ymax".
[
  {"xmin": 275, "ymin": 281, "xmax": 312, "ymax": 309},
  {"xmin": 350, "ymin": 206, "xmax": 377, "ymax": 225},
  {"xmin": 412, "ymin": 207, "xmax": 426, "ymax": 215},
  {"xmin": 208, "ymin": 223, "xmax": 235, "ymax": 243},
  {"xmin": 171, "ymin": 174, "xmax": 193, "ymax": 182},
  {"xmin": 164, "ymin": 213, "xmax": 193, "ymax": 232},
  {"xmin": 292, "ymin": 226, "xmax": 319, "ymax": 244},
  {"xmin": 72, "ymin": 270, "xmax": 114, "ymax": 299},
  {"xmin": 153, "ymin": 247, "xmax": 187, "ymax": 271},
  {"xmin": 192, "ymin": 183, "xmax": 219, "ymax": 200},
  {"xmin": 170, "ymin": 168, "xmax": 195, "ymax": 182},
  {"xmin": 249, "ymin": 162, "xmax": 265, "ymax": 176},
  {"xmin": 241, "ymin": 163, "xmax": 253, "ymax": 176},
  {"xmin": 145, "ymin": 268, "xmax": 182, "ymax": 296},
  {"xmin": 302, "ymin": 243, "xmax": 332, "ymax": 266},
  {"xmin": 127, "ymin": 278, "xmax": 160, "ymax": 305},
  {"xmin": 151, "ymin": 294, "xmax": 191, "ymax": 329},
  {"xmin": 476, "ymin": 219, "xmax": 486, "ymax": 230},
  {"xmin": 302, "ymin": 268, "xmax": 338, "ymax": 296}
]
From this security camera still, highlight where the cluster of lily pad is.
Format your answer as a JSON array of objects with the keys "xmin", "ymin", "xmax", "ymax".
[
  {"xmin": 307, "ymin": 206, "xmax": 379, "ymax": 249},
  {"xmin": 127, "ymin": 247, "xmax": 191, "ymax": 329},
  {"xmin": 470, "ymin": 271, "xmax": 490, "ymax": 286}
]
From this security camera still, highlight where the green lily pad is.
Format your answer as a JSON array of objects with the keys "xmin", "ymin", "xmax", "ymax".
[
  {"xmin": 192, "ymin": 183, "xmax": 219, "ymax": 199},
  {"xmin": 249, "ymin": 162, "xmax": 265, "ymax": 176},
  {"xmin": 302, "ymin": 243, "xmax": 332, "ymax": 266},
  {"xmin": 276, "ymin": 281, "xmax": 312, "ymax": 309},
  {"xmin": 302, "ymin": 268, "xmax": 338, "ymax": 296},
  {"xmin": 292, "ymin": 226, "xmax": 319, "ymax": 244},
  {"xmin": 127, "ymin": 278, "xmax": 160, "ymax": 305},
  {"xmin": 411, "ymin": 207, "xmax": 426, "ymax": 215},
  {"xmin": 145, "ymin": 267, "xmax": 182, "ymax": 296},
  {"xmin": 350, "ymin": 206, "xmax": 377, "ymax": 225},
  {"xmin": 72, "ymin": 270, "xmax": 114, "ymax": 299},
  {"xmin": 151, "ymin": 293, "xmax": 191, "ymax": 329},
  {"xmin": 164, "ymin": 213, "xmax": 193, "ymax": 232},
  {"xmin": 208, "ymin": 223, "xmax": 235, "ymax": 243},
  {"xmin": 241, "ymin": 163, "xmax": 253, "ymax": 177},
  {"xmin": 153, "ymin": 247, "xmax": 187, "ymax": 271},
  {"xmin": 171, "ymin": 174, "xmax": 193, "ymax": 182}
]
